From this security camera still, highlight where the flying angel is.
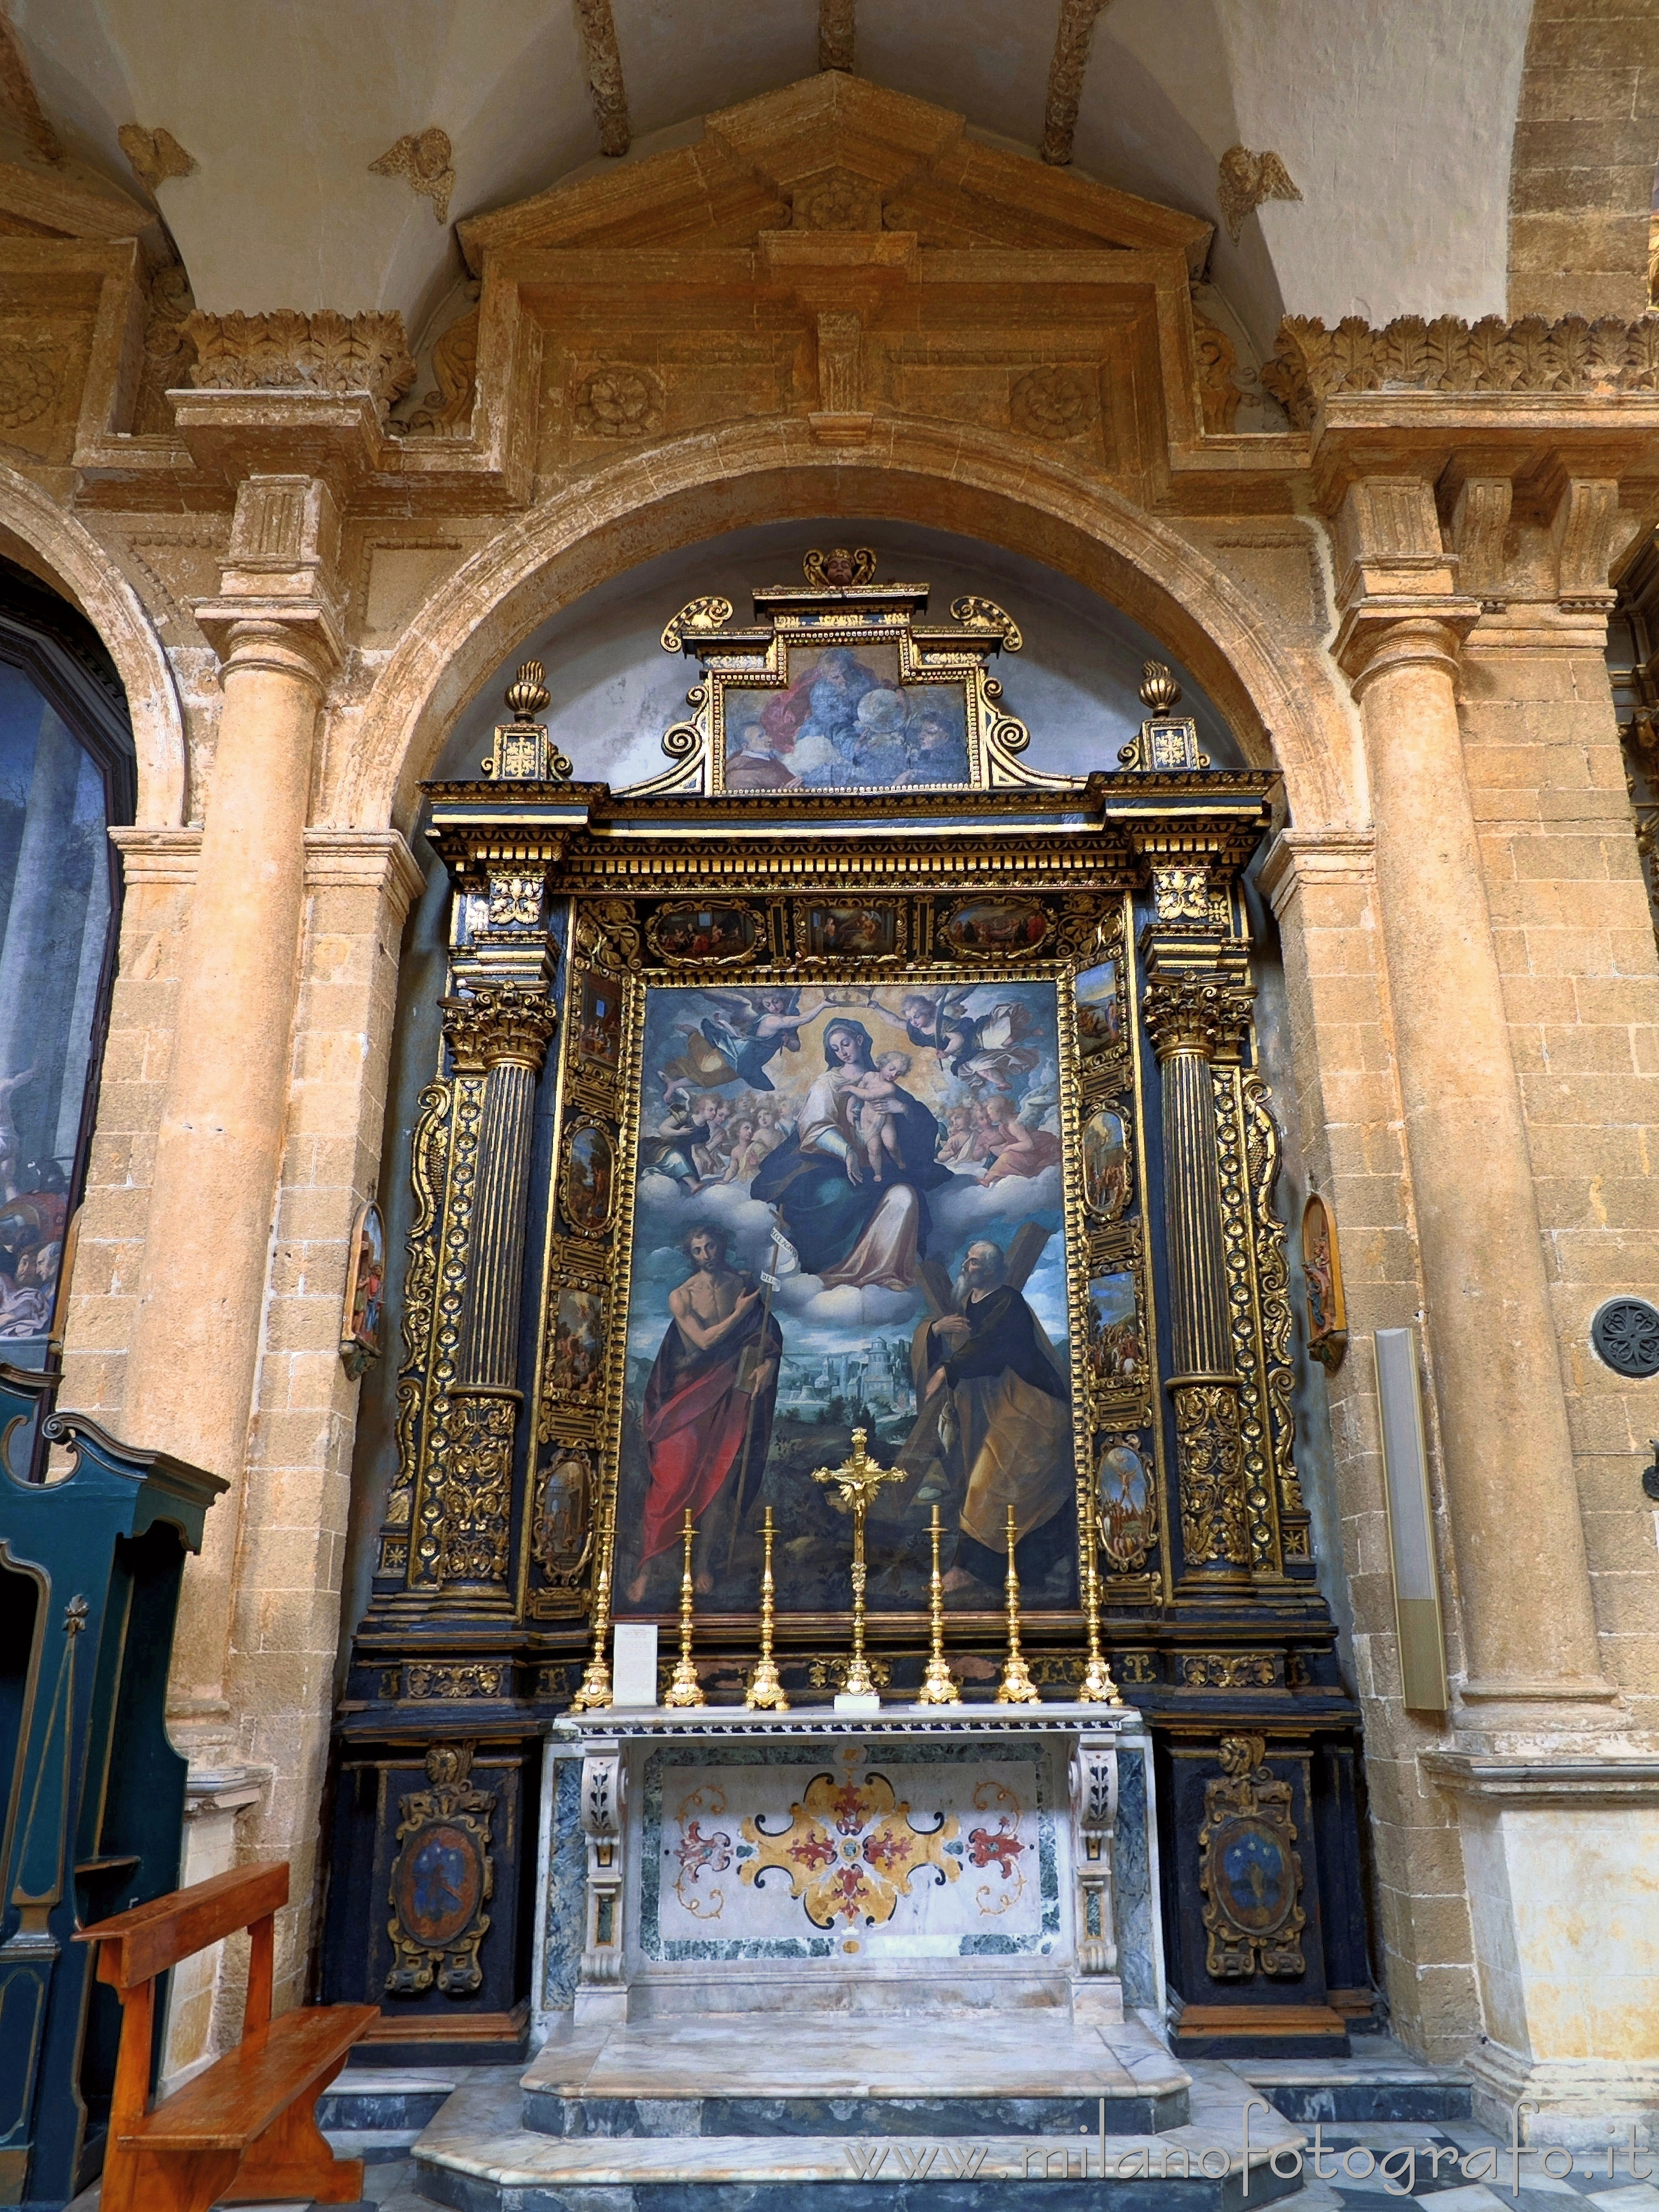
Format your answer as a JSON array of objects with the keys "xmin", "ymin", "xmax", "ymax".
[{"xmin": 662, "ymin": 987, "xmax": 829, "ymax": 1092}]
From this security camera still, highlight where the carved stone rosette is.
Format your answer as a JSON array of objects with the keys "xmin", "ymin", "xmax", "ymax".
[{"xmin": 1142, "ymin": 931, "xmax": 1254, "ymax": 1582}]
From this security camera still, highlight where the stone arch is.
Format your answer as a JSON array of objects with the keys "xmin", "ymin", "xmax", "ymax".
[
  {"xmin": 0, "ymin": 463, "xmax": 187, "ymax": 829},
  {"xmin": 332, "ymin": 416, "xmax": 1358, "ymax": 837},
  {"xmin": 1507, "ymin": 3, "xmax": 1657, "ymax": 321}
]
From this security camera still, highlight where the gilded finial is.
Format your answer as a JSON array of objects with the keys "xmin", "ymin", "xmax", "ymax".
[
  {"xmin": 1138, "ymin": 660, "xmax": 1182, "ymax": 713},
  {"xmin": 504, "ymin": 660, "xmax": 551, "ymax": 719},
  {"xmin": 482, "ymin": 658, "xmax": 571, "ymax": 781}
]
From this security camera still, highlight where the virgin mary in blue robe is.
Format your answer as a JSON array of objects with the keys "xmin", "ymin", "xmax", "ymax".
[{"xmin": 752, "ymin": 1019, "xmax": 956, "ymax": 1291}]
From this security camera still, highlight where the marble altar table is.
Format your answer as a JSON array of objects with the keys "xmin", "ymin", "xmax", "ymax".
[{"xmin": 536, "ymin": 1704, "xmax": 1164, "ymax": 2033}]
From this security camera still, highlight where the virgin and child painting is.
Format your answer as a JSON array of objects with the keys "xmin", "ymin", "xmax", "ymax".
[
  {"xmin": 723, "ymin": 643, "xmax": 971, "ymax": 791},
  {"xmin": 612, "ymin": 979, "xmax": 1081, "ymax": 1619}
]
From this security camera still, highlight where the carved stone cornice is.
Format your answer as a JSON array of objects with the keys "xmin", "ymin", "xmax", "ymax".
[
  {"xmin": 1256, "ymin": 830, "xmax": 1376, "ymax": 921},
  {"xmin": 1264, "ymin": 312, "xmax": 1659, "ymax": 431},
  {"xmin": 302, "ymin": 829, "xmax": 429, "ymax": 922},
  {"xmin": 441, "ymin": 984, "xmax": 559, "ymax": 1074},
  {"xmin": 181, "ymin": 309, "xmax": 416, "ymax": 419}
]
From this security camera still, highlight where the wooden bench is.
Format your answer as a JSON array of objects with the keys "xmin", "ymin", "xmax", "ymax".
[{"xmin": 79, "ymin": 1861, "xmax": 377, "ymax": 2212}]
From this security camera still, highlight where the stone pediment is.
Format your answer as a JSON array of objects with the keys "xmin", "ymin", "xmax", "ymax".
[{"xmin": 459, "ymin": 74, "xmax": 1211, "ymax": 269}]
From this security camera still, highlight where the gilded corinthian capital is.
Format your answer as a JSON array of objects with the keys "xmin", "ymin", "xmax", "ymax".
[
  {"xmin": 441, "ymin": 983, "xmax": 559, "ymax": 1073},
  {"xmin": 1142, "ymin": 972, "xmax": 1253, "ymax": 1063}
]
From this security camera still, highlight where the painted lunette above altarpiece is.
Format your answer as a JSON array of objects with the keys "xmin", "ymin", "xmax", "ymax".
[{"xmin": 379, "ymin": 556, "xmax": 1310, "ymax": 1679}]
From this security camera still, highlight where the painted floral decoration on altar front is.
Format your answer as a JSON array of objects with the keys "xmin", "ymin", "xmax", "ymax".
[{"xmin": 742, "ymin": 1763, "xmax": 959, "ymax": 1929}]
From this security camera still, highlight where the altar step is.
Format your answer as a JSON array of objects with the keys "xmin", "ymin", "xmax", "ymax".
[
  {"xmin": 404, "ymin": 2017, "xmax": 1311, "ymax": 2209},
  {"xmin": 410, "ymin": 2057, "xmax": 1304, "ymax": 2210},
  {"xmin": 520, "ymin": 2013, "xmax": 1191, "ymax": 2139}
]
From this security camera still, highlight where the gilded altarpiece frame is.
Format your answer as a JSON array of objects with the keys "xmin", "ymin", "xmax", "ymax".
[
  {"xmin": 378, "ymin": 570, "xmax": 1312, "ymax": 1660},
  {"xmin": 333, "ymin": 562, "xmax": 1369, "ymax": 2060}
]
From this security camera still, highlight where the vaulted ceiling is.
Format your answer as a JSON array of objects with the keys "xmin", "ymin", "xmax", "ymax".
[{"xmin": 0, "ymin": 0, "xmax": 1587, "ymax": 359}]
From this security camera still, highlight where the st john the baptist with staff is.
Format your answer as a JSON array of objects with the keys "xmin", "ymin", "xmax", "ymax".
[{"xmin": 752, "ymin": 1016, "xmax": 957, "ymax": 1291}]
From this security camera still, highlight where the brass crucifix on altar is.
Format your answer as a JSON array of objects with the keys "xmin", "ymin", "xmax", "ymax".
[{"xmin": 812, "ymin": 1428, "xmax": 904, "ymax": 1707}]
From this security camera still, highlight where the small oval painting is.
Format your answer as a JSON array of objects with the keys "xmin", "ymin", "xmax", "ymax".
[
  {"xmin": 1219, "ymin": 1819, "xmax": 1292, "ymax": 1933},
  {"xmin": 1082, "ymin": 1107, "xmax": 1131, "ymax": 1219},
  {"xmin": 534, "ymin": 1447, "xmax": 592, "ymax": 1579},
  {"xmin": 941, "ymin": 896, "xmax": 1050, "ymax": 957},
  {"xmin": 1097, "ymin": 1441, "xmax": 1154, "ymax": 1568},
  {"xmin": 564, "ymin": 1123, "xmax": 615, "ymax": 1236},
  {"xmin": 398, "ymin": 1821, "xmax": 483, "ymax": 1949}
]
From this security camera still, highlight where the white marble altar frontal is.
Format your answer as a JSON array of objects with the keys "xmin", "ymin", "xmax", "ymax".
[{"xmin": 642, "ymin": 1741, "xmax": 1057, "ymax": 1963}]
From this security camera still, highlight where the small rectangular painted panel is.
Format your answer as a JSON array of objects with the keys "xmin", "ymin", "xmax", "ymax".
[
  {"xmin": 640, "ymin": 1743, "xmax": 1059, "ymax": 1964},
  {"xmin": 723, "ymin": 641, "xmax": 971, "ymax": 791}
]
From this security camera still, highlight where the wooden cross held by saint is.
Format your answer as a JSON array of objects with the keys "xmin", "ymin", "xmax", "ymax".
[{"xmin": 812, "ymin": 1427, "xmax": 904, "ymax": 1702}]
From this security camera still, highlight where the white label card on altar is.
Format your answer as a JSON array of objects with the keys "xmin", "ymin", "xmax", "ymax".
[{"xmin": 613, "ymin": 1623, "xmax": 659, "ymax": 1707}]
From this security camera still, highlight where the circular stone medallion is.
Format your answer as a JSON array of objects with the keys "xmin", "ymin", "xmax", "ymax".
[{"xmin": 1590, "ymin": 1298, "xmax": 1659, "ymax": 1380}]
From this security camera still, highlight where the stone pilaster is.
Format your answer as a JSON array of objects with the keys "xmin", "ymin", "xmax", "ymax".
[
  {"xmin": 1329, "ymin": 466, "xmax": 1618, "ymax": 1741},
  {"xmin": 120, "ymin": 472, "xmax": 344, "ymax": 1771}
]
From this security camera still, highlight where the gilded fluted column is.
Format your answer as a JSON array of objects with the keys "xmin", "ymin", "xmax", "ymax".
[
  {"xmin": 1143, "ymin": 942, "xmax": 1253, "ymax": 1584},
  {"xmin": 1342, "ymin": 613, "xmax": 1614, "ymax": 1727},
  {"xmin": 122, "ymin": 477, "xmax": 343, "ymax": 1754},
  {"xmin": 417, "ymin": 983, "xmax": 558, "ymax": 1610}
]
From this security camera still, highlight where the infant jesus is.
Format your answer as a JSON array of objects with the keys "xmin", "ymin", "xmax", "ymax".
[{"xmin": 848, "ymin": 1050, "xmax": 915, "ymax": 1180}]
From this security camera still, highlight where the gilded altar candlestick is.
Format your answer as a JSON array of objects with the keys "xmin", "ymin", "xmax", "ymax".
[
  {"xmin": 663, "ymin": 1508, "xmax": 706, "ymax": 1708},
  {"xmin": 570, "ymin": 1525, "xmax": 615, "ymax": 1712},
  {"xmin": 745, "ymin": 1505, "xmax": 789, "ymax": 1711},
  {"xmin": 996, "ymin": 1503, "xmax": 1041, "ymax": 1705},
  {"xmin": 1078, "ymin": 1501, "xmax": 1123, "ymax": 1706},
  {"xmin": 915, "ymin": 1505, "xmax": 960, "ymax": 1706},
  {"xmin": 813, "ymin": 1428, "xmax": 904, "ymax": 1703}
]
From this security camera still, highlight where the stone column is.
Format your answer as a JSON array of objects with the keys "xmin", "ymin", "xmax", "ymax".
[
  {"xmin": 414, "ymin": 982, "xmax": 557, "ymax": 1611},
  {"xmin": 1143, "ymin": 936, "xmax": 1253, "ymax": 1584},
  {"xmin": 1339, "ymin": 611, "xmax": 1615, "ymax": 1730},
  {"xmin": 119, "ymin": 475, "xmax": 342, "ymax": 1760}
]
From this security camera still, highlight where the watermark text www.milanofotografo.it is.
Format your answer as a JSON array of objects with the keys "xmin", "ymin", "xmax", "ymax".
[{"xmin": 842, "ymin": 2101, "xmax": 1659, "ymax": 2189}]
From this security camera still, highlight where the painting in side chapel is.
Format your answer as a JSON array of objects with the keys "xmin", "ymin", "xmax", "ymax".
[{"xmin": 612, "ymin": 977, "xmax": 1078, "ymax": 1619}]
